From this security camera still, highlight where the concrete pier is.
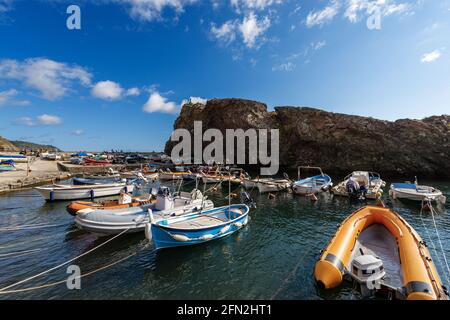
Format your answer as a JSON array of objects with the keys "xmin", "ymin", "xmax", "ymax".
[{"xmin": 0, "ymin": 159, "xmax": 71, "ymax": 194}]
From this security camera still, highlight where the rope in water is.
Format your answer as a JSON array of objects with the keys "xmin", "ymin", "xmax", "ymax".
[
  {"xmin": 0, "ymin": 248, "xmax": 42, "ymax": 259},
  {"xmin": 0, "ymin": 243, "xmax": 150, "ymax": 295},
  {"xmin": 428, "ymin": 200, "xmax": 450, "ymax": 285},
  {"xmin": 0, "ymin": 227, "xmax": 131, "ymax": 293},
  {"xmin": 419, "ymin": 199, "xmax": 450, "ymax": 287}
]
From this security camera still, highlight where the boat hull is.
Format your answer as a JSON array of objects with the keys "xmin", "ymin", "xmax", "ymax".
[
  {"xmin": 75, "ymin": 200, "xmax": 214, "ymax": 236},
  {"xmin": 314, "ymin": 205, "xmax": 448, "ymax": 300},
  {"xmin": 390, "ymin": 184, "xmax": 444, "ymax": 202},
  {"xmin": 35, "ymin": 184, "xmax": 134, "ymax": 201},
  {"xmin": 148, "ymin": 204, "xmax": 249, "ymax": 250}
]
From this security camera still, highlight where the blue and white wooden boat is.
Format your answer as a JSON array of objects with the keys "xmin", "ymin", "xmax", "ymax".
[
  {"xmin": 0, "ymin": 160, "xmax": 16, "ymax": 171},
  {"xmin": 73, "ymin": 176, "xmax": 121, "ymax": 185},
  {"xmin": 145, "ymin": 204, "xmax": 249, "ymax": 250},
  {"xmin": 390, "ymin": 178, "xmax": 446, "ymax": 204},
  {"xmin": 0, "ymin": 154, "xmax": 27, "ymax": 163},
  {"xmin": 292, "ymin": 166, "xmax": 332, "ymax": 195}
]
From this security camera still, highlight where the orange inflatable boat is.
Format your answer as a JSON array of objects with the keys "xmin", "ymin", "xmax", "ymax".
[
  {"xmin": 315, "ymin": 205, "xmax": 448, "ymax": 300},
  {"xmin": 66, "ymin": 194, "xmax": 154, "ymax": 216}
]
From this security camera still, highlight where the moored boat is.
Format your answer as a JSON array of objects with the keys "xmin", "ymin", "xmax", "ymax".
[
  {"xmin": 331, "ymin": 171, "xmax": 385, "ymax": 199},
  {"xmin": 390, "ymin": 178, "xmax": 446, "ymax": 204},
  {"xmin": 241, "ymin": 177, "xmax": 291, "ymax": 193},
  {"xmin": 315, "ymin": 205, "xmax": 449, "ymax": 300},
  {"xmin": 66, "ymin": 193, "xmax": 154, "ymax": 216},
  {"xmin": 292, "ymin": 166, "xmax": 332, "ymax": 195},
  {"xmin": 35, "ymin": 183, "xmax": 134, "ymax": 201},
  {"xmin": 145, "ymin": 204, "xmax": 249, "ymax": 250},
  {"xmin": 83, "ymin": 157, "xmax": 111, "ymax": 166},
  {"xmin": 0, "ymin": 154, "xmax": 27, "ymax": 163},
  {"xmin": 0, "ymin": 160, "xmax": 16, "ymax": 171},
  {"xmin": 74, "ymin": 187, "xmax": 213, "ymax": 235}
]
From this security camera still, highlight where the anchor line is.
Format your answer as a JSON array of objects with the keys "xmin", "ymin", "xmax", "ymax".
[
  {"xmin": 0, "ymin": 227, "xmax": 133, "ymax": 293},
  {"xmin": 0, "ymin": 243, "xmax": 151, "ymax": 295},
  {"xmin": 419, "ymin": 199, "xmax": 450, "ymax": 288}
]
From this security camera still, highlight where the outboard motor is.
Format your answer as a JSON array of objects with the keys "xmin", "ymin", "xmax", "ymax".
[
  {"xmin": 155, "ymin": 186, "xmax": 174, "ymax": 211},
  {"xmin": 346, "ymin": 178, "xmax": 360, "ymax": 198},
  {"xmin": 350, "ymin": 254, "xmax": 385, "ymax": 296}
]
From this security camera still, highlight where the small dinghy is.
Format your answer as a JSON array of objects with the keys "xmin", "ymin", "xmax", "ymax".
[
  {"xmin": 331, "ymin": 171, "xmax": 385, "ymax": 199},
  {"xmin": 0, "ymin": 154, "xmax": 27, "ymax": 163},
  {"xmin": 158, "ymin": 169, "xmax": 187, "ymax": 180},
  {"xmin": 315, "ymin": 205, "xmax": 449, "ymax": 300},
  {"xmin": 66, "ymin": 192, "xmax": 155, "ymax": 216},
  {"xmin": 74, "ymin": 187, "xmax": 213, "ymax": 236},
  {"xmin": 35, "ymin": 182, "xmax": 134, "ymax": 201},
  {"xmin": 241, "ymin": 177, "xmax": 291, "ymax": 194},
  {"xmin": 0, "ymin": 160, "xmax": 16, "ymax": 172},
  {"xmin": 292, "ymin": 166, "xmax": 332, "ymax": 195},
  {"xmin": 390, "ymin": 178, "xmax": 446, "ymax": 204},
  {"xmin": 145, "ymin": 204, "xmax": 249, "ymax": 250}
]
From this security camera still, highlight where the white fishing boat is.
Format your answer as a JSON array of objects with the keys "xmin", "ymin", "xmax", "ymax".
[
  {"xmin": 241, "ymin": 177, "xmax": 291, "ymax": 193},
  {"xmin": 331, "ymin": 171, "xmax": 385, "ymax": 199},
  {"xmin": 74, "ymin": 187, "xmax": 214, "ymax": 236},
  {"xmin": 35, "ymin": 183, "xmax": 134, "ymax": 201},
  {"xmin": 389, "ymin": 178, "xmax": 446, "ymax": 204}
]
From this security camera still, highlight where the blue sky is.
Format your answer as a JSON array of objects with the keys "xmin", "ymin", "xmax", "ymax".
[{"xmin": 0, "ymin": 0, "xmax": 449, "ymax": 151}]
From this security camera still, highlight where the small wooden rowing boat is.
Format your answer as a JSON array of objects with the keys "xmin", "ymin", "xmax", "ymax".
[
  {"xmin": 66, "ymin": 193, "xmax": 155, "ymax": 216},
  {"xmin": 241, "ymin": 177, "xmax": 291, "ymax": 193},
  {"xmin": 145, "ymin": 204, "xmax": 249, "ymax": 250},
  {"xmin": 83, "ymin": 157, "xmax": 111, "ymax": 166},
  {"xmin": 292, "ymin": 166, "xmax": 332, "ymax": 195},
  {"xmin": 315, "ymin": 205, "xmax": 448, "ymax": 300},
  {"xmin": 0, "ymin": 160, "xmax": 16, "ymax": 171},
  {"xmin": 0, "ymin": 154, "xmax": 27, "ymax": 163}
]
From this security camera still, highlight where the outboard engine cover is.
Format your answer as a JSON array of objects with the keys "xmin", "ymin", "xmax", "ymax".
[
  {"xmin": 350, "ymin": 255, "xmax": 385, "ymax": 290},
  {"xmin": 155, "ymin": 187, "xmax": 174, "ymax": 211}
]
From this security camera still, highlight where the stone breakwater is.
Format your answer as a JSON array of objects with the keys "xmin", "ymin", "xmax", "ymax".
[{"xmin": 165, "ymin": 98, "xmax": 450, "ymax": 178}]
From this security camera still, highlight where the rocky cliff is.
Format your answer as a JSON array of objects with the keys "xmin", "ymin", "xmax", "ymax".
[
  {"xmin": 0, "ymin": 136, "xmax": 19, "ymax": 152},
  {"xmin": 165, "ymin": 99, "xmax": 450, "ymax": 178}
]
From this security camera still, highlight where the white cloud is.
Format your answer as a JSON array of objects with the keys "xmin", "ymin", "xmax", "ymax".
[
  {"xmin": 306, "ymin": 1, "xmax": 340, "ymax": 28},
  {"xmin": 13, "ymin": 114, "xmax": 62, "ymax": 126},
  {"xmin": 118, "ymin": 0, "xmax": 197, "ymax": 22},
  {"xmin": 143, "ymin": 91, "xmax": 179, "ymax": 113},
  {"xmin": 37, "ymin": 114, "xmax": 62, "ymax": 125},
  {"xmin": 231, "ymin": 0, "xmax": 284, "ymax": 11},
  {"xmin": 211, "ymin": 20, "xmax": 237, "ymax": 45},
  {"xmin": 272, "ymin": 62, "xmax": 295, "ymax": 72},
  {"xmin": 344, "ymin": 0, "xmax": 412, "ymax": 23},
  {"xmin": 14, "ymin": 117, "xmax": 35, "ymax": 126},
  {"xmin": 126, "ymin": 87, "xmax": 140, "ymax": 96},
  {"xmin": 91, "ymin": 80, "xmax": 124, "ymax": 100},
  {"xmin": 0, "ymin": 0, "xmax": 13, "ymax": 13},
  {"xmin": 71, "ymin": 129, "xmax": 84, "ymax": 136},
  {"xmin": 421, "ymin": 50, "xmax": 442, "ymax": 63},
  {"xmin": 181, "ymin": 96, "xmax": 207, "ymax": 105},
  {"xmin": 238, "ymin": 12, "xmax": 271, "ymax": 48},
  {"xmin": 311, "ymin": 40, "xmax": 326, "ymax": 50},
  {"xmin": 0, "ymin": 58, "xmax": 92, "ymax": 100},
  {"xmin": 0, "ymin": 88, "xmax": 17, "ymax": 105}
]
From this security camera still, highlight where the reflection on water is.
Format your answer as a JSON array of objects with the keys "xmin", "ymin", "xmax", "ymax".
[{"xmin": 0, "ymin": 178, "xmax": 448, "ymax": 300}]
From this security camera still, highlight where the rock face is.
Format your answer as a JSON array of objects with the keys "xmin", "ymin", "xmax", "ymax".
[
  {"xmin": 165, "ymin": 98, "xmax": 450, "ymax": 178},
  {"xmin": 0, "ymin": 136, "xmax": 18, "ymax": 152}
]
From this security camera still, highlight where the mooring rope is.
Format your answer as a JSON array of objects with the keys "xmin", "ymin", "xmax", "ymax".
[
  {"xmin": 419, "ymin": 199, "xmax": 450, "ymax": 287},
  {"xmin": 0, "ymin": 248, "xmax": 42, "ymax": 259},
  {"xmin": 0, "ymin": 243, "xmax": 151, "ymax": 295},
  {"xmin": 428, "ymin": 200, "xmax": 450, "ymax": 285},
  {"xmin": 0, "ymin": 227, "xmax": 132, "ymax": 293}
]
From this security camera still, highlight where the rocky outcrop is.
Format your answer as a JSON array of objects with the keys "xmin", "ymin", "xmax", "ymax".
[
  {"xmin": 165, "ymin": 99, "xmax": 450, "ymax": 178},
  {"xmin": 0, "ymin": 136, "xmax": 18, "ymax": 152}
]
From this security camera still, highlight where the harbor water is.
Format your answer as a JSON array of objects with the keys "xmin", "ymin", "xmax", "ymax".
[{"xmin": 0, "ymin": 179, "xmax": 449, "ymax": 300}]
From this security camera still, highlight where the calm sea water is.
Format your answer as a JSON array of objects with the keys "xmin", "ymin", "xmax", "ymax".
[{"xmin": 0, "ymin": 178, "xmax": 449, "ymax": 300}]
